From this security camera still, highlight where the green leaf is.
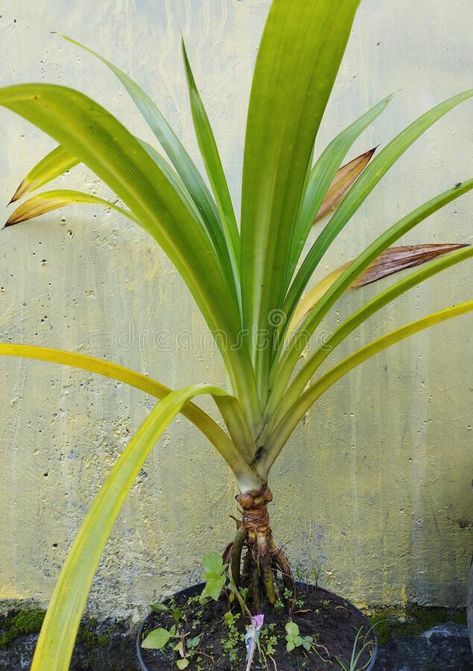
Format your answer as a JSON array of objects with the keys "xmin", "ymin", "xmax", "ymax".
[
  {"xmin": 176, "ymin": 659, "xmax": 190, "ymax": 670},
  {"xmin": 286, "ymin": 641, "xmax": 295, "ymax": 652},
  {"xmin": 285, "ymin": 243, "xmax": 466, "ymax": 334},
  {"xmin": 269, "ymin": 177, "xmax": 473, "ymax": 416},
  {"xmin": 141, "ymin": 627, "xmax": 172, "ymax": 650},
  {"xmin": 284, "ymin": 89, "xmax": 473, "ymax": 324},
  {"xmin": 0, "ymin": 83, "xmax": 262, "ymax": 427},
  {"xmin": 269, "ymin": 300, "xmax": 473, "ymax": 462},
  {"xmin": 0, "ymin": 343, "xmax": 255, "ymax": 480},
  {"xmin": 240, "ymin": 0, "xmax": 361, "ymax": 399},
  {"xmin": 202, "ymin": 551, "xmax": 225, "ymax": 575},
  {"xmin": 182, "ymin": 40, "xmax": 240, "ymax": 288},
  {"xmin": 29, "ymin": 384, "xmax": 232, "ymax": 671},
  {"xmin": 267, "ymin": 243, "xmax": 473, "ymax": 438},
  {"xmin": 288, "ymin": 94, "xmax": 392, "ymax": 278},
  {"xmin": 60, "ymin": 35, "xmax": 237, "ymax": 297},
  {"xmin": 201, "ymin": 575, "xmax": 226, "ymax": 601},
  {"xmin": 9, "ymin": 144, "xmax": 78, "ymax": 203},
  {"xmin": 285, "ymin": 622, "xmax": 299, "ymax": 636}
]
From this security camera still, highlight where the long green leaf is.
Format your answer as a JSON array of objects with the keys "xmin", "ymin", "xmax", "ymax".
[
  {"xmin": 182, "ymin": 40, "xmax": 240, "ymax": 292},
  {"xmin": 260, "ymin": 300, "xmax": 473, "ymax": 475},
  {"xmin": 61, "ymin": 35, "xmax": 238, "ymax": 296},
  {"xmin": 9, "ymin": 144, "xmax": 78, "ymax": 203},
  {"xmin": 5, "ymin": 189, "xmax": 136, "ymax": 226},
  {"xmin": 240, "ymin": 0, "xmax": 360, "ymax": 400},
  {"xmin": 30, "ymin": 384, "xmax": 259, "ymax": 671},
  {"xmin": 267, "ymin": 244, "xmax": 473, "ymax": 438},
  {"xmin": 0, "ymin": 84, "xmax": 260, "ymax": 425},
  {"xmin": 137, "ymin": 138, "xmax": 200, "ymax": 219},
  {"xmin": 11, "ymin": 136, "xmax": 181, "ymax": 210},
  {"xmin": 0, "ymin": 343, "xmax": 251, "ymax": 472},
  {"xmin": 284, "ymin": 89, "xmax": 473, "ymax": 324},
  {"xmin": 270, "ymin": 178, "xmax": 473, "ymax": 404},
  {"xmin": 287, "ymin": 94, "xmax": 392, "ymax": 280}
]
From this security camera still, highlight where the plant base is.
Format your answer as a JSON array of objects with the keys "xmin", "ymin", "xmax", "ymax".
[{"xmin": 136, "ymin": 582, "xmax": 377, "ymax": 671}]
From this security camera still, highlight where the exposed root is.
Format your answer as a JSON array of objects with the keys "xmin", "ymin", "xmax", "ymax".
[{"xmin": 229, "ymin": 526, "xmax": 246, "ymax": 588}]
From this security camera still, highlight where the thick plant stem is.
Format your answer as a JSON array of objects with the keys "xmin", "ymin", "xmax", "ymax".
[{"xmin": 230, "ymin": 486, "xmax": 290, "ymax": 609}]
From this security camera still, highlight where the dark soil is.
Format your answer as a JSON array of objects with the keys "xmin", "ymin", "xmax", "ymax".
[{"xmin": 138, "ymin": 583, "xmax": 376, "ymax": 671}]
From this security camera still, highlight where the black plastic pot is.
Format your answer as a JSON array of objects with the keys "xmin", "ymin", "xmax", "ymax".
[{"xmin": 136, "ymin": 581, "xmax": 378, "ymax": 671}]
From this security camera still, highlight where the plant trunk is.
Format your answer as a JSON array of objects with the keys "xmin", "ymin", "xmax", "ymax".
[{"xmin": 228, "ymin": 486, "xmax": 294, "ymax": 612}]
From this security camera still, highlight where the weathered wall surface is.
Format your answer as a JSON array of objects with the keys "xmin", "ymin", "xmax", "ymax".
[{"xmin": 1, "ymin": 0, "xmax": 473, "ymax": 620}]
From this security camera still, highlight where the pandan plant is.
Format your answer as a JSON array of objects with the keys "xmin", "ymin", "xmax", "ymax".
[{"xmin": 1, "ymin": 0, "xmax": 473, "ymax": 668}]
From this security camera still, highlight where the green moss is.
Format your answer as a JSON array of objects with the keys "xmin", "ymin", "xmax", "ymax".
[
  {"xmin": 0, "ymin": 608, "xmax": 112, "ymax": 650},
  {"xmin": 0, "ymin": 609, "xmax": 45, "ymax": 648},
  {"xmin": 370, "ymin": 604, "xmax": 467, "ymax": 646},
  {"xmin": 76, "ymin": 620, "xmax": 112, "ymax": 648}
]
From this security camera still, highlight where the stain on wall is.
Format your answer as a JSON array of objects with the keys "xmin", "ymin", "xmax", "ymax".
[{"xmin": 0, "ymin": 0, "xmax": 473, "ymax": 619}]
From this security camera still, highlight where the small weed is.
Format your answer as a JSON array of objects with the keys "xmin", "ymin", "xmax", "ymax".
[
  {"xmin": 200, "ymin": 552, "xmax": 227, "ymax": 602},
  {"xmin": 336, "ymin": 627, "xmax": 374, "ymax": 671},
  {"xmin": 221, "ymin": 611, "xmax": 243, "ymax": 664},
  {"xmin": 285, "ymin": 621, "xmax": 314, "ymax": 652}
]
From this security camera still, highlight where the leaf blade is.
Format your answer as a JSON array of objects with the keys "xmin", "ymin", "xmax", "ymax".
[
  {"xmin": 287, "ymin": 94, "xmax": 393, "ymax": 280},
  {"xmin": 285, "ymin": 89, "xmax": 473, "ymax": 323},
  {"xmin": 5, "ymin": 189, "xmax": 135, "ymax": 226},
  {"xmin": 268, "ymin": 300, "xmax": 473, "ymax": 466},
  {"xmin": 240, "ymin": 0, "xmax": 361, "ymax": 396},
  {"xmin": 61, "ymin": 35, "xmax": 236, "ymax": 290},
  {"xmin": 182, "ymin": 41, "xmax": 240, "ymax": 284},
  {"xmin": 264, "ymin": 244, "xmax": 473, "ymax": 454},
  {"xmin": 272, "ymin": 177, "xmax": 473, "ymax": 405},
  {"xmin": 0, "ymin": 343, "xmax": 256, "ymax": 476},
  {"xmin": 288, "ymin": 243, "xmax": 468, "ymax": 331},
  {"xmin": 0, "ymin": 83, "xmax": 260, "ymax": 425},
  {"xmin": 9, "ymin": 144, "xmax": 78, "ymax": 203},
  {"xmin": 30, "ymin": 384, "xmax": 230, "ymax": 671}
]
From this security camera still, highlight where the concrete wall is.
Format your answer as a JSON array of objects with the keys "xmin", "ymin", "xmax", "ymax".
[{"xmin": 1, "ymin": 0, "xmax": 473, "ymax": 620}]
